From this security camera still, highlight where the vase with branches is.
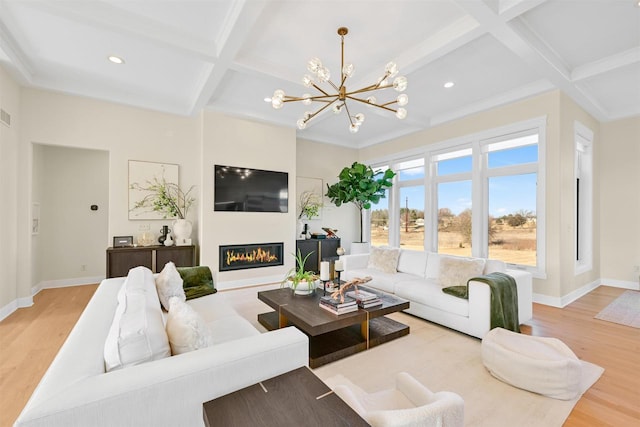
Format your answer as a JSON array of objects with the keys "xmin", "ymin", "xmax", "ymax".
[{"xmin": 130, "ymin": 177, "xmax": 195, "ymax": 219}]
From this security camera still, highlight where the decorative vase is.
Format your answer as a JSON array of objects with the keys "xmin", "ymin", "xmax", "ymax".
[
  {"xmin": 297, "ymin": 220, "xmax": 305, "ymax": 239},
  {"xmin": 158, "ymin": 225, "xmax": 170, "ymax": 245},
  {"xmin": 172, "ymin": 219, "xmax": 192, "ymax": 246},
  {"xmin": 164, "ymin": 233, "xmax": 174, "ymax": 246}
]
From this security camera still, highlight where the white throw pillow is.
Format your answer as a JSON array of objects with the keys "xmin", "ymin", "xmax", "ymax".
[
  {"xmin": 155, "ymin": 262, "xmax": 185, "ymax": 311},
  {"xmin": 165, "ymin": 296, "xmax": 213, "ymax": 355},
  {"xmin": 367, "ymin": 246, "xmax": 400, "ymax": 274},
  {"xmin": 438, "ymin": 256, "xmax": 486, "ymax": 288},
  {"xmin": 104, "ymin": 267, "xmax": 171, "ymax": 372}
]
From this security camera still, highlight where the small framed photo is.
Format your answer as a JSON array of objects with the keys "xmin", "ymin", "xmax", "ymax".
[{"xmin": 113, "ymin": 236, "xmax": 134, "ymax": 248}]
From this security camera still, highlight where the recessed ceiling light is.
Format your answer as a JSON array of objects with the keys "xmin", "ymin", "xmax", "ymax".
[
  {"xmin": 108, "ymin": 55, "xmax": 125, "ymax": 64},
  {"xmin": 444, "ymin": 81, "xmax": 455, "ymax": 89}
]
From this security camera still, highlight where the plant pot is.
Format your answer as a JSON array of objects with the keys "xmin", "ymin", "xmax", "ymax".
[
  {"xmin": 350, "ymin": 242, "xmax": 370, "ymax": 255},
  {"xmin": 287, "ymin": 279, "xmax": 318, "ymax": 295}
]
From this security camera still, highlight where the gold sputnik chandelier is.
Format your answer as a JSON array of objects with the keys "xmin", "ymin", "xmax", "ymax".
[{"xmin": 269, "ymin": 27, "xmax": 408, "ymax": 133}]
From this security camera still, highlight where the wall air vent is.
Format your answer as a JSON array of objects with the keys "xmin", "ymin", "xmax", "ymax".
[{"xmin": 0, "ymin": 109, "xmax": 10, "ymax": 127}]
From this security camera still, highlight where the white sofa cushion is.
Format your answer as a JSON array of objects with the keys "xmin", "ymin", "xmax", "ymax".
[
  {"xmin": 438, "ymin": 256, "xmax": 486, "ymax": 287},
  {"xmin": 397, "ymin": 249, "xmax": 428, "ymax": 277},
  {"xmin": 425, "ymin": 252, "xmax": 440, "ymax": 279},
  {"xmin": 104, "ymin": 267, "xmax": 170, "ymax": 372},
  {"xmin": 394, "ymin": 279, "xmax": 469, "ymax": 317},
  {"xmin": 344, "ymin": 268, "xmax": 417, "ymax": 294},
  {"xmin": 367, "ymin": 246, "xmax": 400, "ymax": 273},
  {"xmin": 155, "ymin": 261, "xmax": 186, "ymax": 311},
  {"xmin": 166, "ymin": 296, "xmax": 213, "ymax": 355}
]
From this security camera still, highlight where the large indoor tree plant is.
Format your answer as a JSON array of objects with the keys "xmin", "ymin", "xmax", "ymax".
[{"xmin": 325, "ymin": 162, "xmax": 395, "ymax": 249}]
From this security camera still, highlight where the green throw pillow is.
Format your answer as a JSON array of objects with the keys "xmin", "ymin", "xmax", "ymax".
[
  {"xmin": 176, "ymin": 266, "xmax": 217, "ymax": 300},
  {"xmin": 442, "ymin": 285, "xmax": 468, "ymax": 299}
]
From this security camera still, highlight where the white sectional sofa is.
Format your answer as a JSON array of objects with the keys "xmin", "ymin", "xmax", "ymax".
[
  {"xmin": 341, "ymin": 249, "xmax": 533, "ymax": 339},
  {"xmin": 15, "ymin": 267, "xmax": 308, "ymax": 427}
]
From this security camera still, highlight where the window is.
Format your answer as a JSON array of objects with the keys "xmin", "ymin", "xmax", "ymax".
[
  {"xmin": 369, "ymin": 165, "xmax": 391, "ymax": 247},
  {"xmin": 367, "ymin": 117, "xmax": 546, "ymax": 276},
  {"xmin": 575, "ymin": 121, "xmax": 593, "ymax": 274},
  {"xmin": 484, "ymin": 131, "xmax": 539, "ymax": 267},
  {"xmin": 397, "ymin": 158, "xmax": 425, "ymax": 250}
]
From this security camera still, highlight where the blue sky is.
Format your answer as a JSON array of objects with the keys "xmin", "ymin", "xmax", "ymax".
[{"xmin": 372, "ymin": 144, "xmax": 538, "ymax": 217}]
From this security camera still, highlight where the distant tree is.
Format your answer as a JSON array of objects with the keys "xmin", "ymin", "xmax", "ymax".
[
  {"xmin": 438, "ymin": 208, "xmax": 454, "ymax": 230},
  {"xmin": 371, "ymin": 209, "xmax": 389, "ymax": 227},
  {"xmin": 454, "ymin": 209, "xmax": 473, "ymax": 244},
  {"xmin": 506, "ymin": 213, "xmax": 527, "ymax": 228}
]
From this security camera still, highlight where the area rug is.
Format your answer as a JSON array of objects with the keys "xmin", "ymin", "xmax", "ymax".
[
  {"xmin": 224, "ymin": 284, "xmax": 604, "ymax": 427},
  {"xmin": 594, "ymin": 290, "xmax": 640, "ymax": 328}
]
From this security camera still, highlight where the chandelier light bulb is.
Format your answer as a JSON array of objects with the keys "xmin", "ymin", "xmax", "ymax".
[
  {"xmin": 297, "ymin": 119, "xmax": 307, "ymax": 130},
  {"xmin": 355, "ymin": 113, "xmax": 365, "ymax": 124},
  {"xmin": 366, "ymin": 96, "xmax": 377, "ymax": 105},
  {"xmin": 332, "ymin": 104, "xmax": 343, "ymax": 114},
  {"xmin": 393, "ymin": 76, "xmax": 408, "ymax": 92},
  {"xmin": 385, "ymin": 62, "xmax": 398, "ymax": 78},
  {"xmin": 302, "ymin": 75, "xmax": 314, "ymax": 87},
  {"xmin": 317, "ymin": 66, "xmax": 330, "ymax": 82},
  {"xmin": 271, "ymin": 98, "xmax": 283, "ymax": 109},
  {"xmin": 397, "ymin": 94, "xmax": 409, "ymax": 106},
  {"xmin": 349, "ymin": 123, "xmax": 360, "ymax": 133},
  {"xmin": 304, "ymin": 111, "xmax": 312, "ymax": 120},
  {"xmin": 302, "ymin": 94, "xmax": 312, "ymax": 105},
  {"xmin": 273, "ymin": 89, "xmax": 285, "ymax": 100},
  {"xmin": 396, "ymin": 108, "xmax": 407, "ymax": 119},
  {"xmin": 378, "ymin": 77, "xmax": 388, "ymax": 87},
  {"xmin": 307, "ymin": 57, "xmax": 322, "ymax": 73},
  {"xmin": 342, "ymin": 63, "xmax": 354, "ymax": 78}
]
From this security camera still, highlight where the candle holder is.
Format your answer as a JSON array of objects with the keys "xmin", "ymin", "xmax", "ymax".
[{"xmin": 322, "ymin": 280, "xmax": 330, "ymax": 296}]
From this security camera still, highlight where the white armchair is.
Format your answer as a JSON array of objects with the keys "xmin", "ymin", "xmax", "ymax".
[{"xmin": 327, "ymin": 372, "xmax": 464, "ymax": 427}]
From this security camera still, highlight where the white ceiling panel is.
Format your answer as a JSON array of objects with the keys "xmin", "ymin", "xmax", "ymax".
[{"xmin": 1, "ymin": 0, "xmax": 638, "ymax": 147}]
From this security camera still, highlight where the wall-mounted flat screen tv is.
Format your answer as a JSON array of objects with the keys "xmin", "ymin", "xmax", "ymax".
[{"xmin": 214, "ymin": 165, "xmax": 288, "ymax": 213}]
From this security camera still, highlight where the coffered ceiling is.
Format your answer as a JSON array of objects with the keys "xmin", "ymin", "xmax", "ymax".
[{"xmin": 1, "ymin": 0, "xmax": 638, "ymax": 148}]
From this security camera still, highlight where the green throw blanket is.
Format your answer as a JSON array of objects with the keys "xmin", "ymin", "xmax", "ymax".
[
  {"xmin": 442, "ymin": 271, "xmax": 520, "ymax": 333},
  {"xmin": 177, "ymin": 266, "xmax": 217, "ymax": 300}
]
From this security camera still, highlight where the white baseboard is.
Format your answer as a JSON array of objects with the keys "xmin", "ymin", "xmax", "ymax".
[
  {"xmin": 0, "ymin": 296, "xmax": 33, "ymax": 322},
  {"xmin": 216, "ymin": 275, "xmax": 282, "ymax": 291},
  {"xmin": 600, "ymin": 278, "xmax": 640, "ymax": 290},
  {"xmin": 534, "ymin": 279, "xmax": 600, "ymax": 308},
  {"xmin": 36, "ymin": 276, "xmax": 104, "ymax": 292}
]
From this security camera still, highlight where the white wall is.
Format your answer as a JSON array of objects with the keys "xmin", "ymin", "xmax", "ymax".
[
  {"xmin": 600, "ymin": 117, "xmax": 640, "ymax": 286},
  {"xmin": 296, "ymin": 138, "xmax": 359, "ymax": 253},
  {"xmin": 0, "ymin": 66, "xmax": 21, "ymax": 311},
  {"xmin": 200, "ymin": 111, "xmax": 297, "ymax": 289},
  {"xmin": 34, "ymin": 145, "xmax": 109, "ymax": 283}
]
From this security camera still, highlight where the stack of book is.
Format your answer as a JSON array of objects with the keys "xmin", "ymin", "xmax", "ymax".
[
  {"xmin": 346, "ymin": 289, "xmax": 382, "ymax": 309},
  {"xmin": 319, "ymin": 295, "xmax": 358, "ymax": 315}
]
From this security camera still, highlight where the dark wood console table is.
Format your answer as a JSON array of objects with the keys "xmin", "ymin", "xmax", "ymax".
[
  {"xmin": 105, "ymin": 245, "xmax": 197, "ymax": 278},
  {"xmin": 203, "ymin": 367, "xmax": 368, "ymax": 426}
]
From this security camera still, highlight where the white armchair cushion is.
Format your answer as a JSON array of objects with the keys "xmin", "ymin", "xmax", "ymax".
[
  {"xmin": 367, "ymin": 246, "xmax": 401, "ymax": 273},
  {"xmin": 155, "ymin": 261, "xmax": 186, "ymax": 311},
  {"xmin": 328, "ymin": 372, "xmax": 464, "ymax": 427}
]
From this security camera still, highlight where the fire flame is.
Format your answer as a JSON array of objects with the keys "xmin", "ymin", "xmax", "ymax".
[{"xmin": 225, "ymin": 247, "xmax": 279, "ymax": 266}]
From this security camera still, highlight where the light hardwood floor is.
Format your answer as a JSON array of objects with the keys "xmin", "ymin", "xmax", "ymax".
[{"xmin": 0, "ymin": 284, "xmax": 638, "ymax": 427}]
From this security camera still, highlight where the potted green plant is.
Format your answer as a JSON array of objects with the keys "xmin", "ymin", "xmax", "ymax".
[
  {"xmin": 130, "ymin": 177, "xmax": 196, "ymax": 244},
  {"xmin": 282, "ymin": 249, "xmax": 319, "ymax": 295},
  {"xmin": 325, "ymin": 162, "xmax": 395, "ymax": 253},
  {"xmin": 297, "ymin": 190, "xmax": 322, "ymax": 239}
]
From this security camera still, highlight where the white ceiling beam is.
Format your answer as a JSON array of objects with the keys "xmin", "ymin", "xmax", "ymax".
[
  {"xmin": 454, "ymin": 0, "xmax": 610, "ymax": 121},
  {"xmin": 498, "ymin": 0, "xmax": 548, "ymax": 21},
  {"xmin": 189, "ymin": 0, "xmax": 267, "ymax": 115},
  {"xmin": 571, "ymin": 47, "xmax": 640, "ymax": 82}
]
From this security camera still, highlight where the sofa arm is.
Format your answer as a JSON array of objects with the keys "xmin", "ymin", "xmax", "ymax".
[
  {"xmin": 505, "ymin": 269, "xmax": 533, "ymax": 323},
  {"xmin": 341, "ymin": 253, "xmax": 369, "ymax": 271},
  {"xmin": 14, "ymin": 327, "xmax": 308, "ymax": 427}
]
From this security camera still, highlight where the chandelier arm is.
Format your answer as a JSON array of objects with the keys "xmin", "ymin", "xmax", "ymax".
[
  {"xmin": 306, "ymin": 98, "xmax": 339, "ymax": 122},
  {"xmin": 345, "ymin": 84, "xmax": 394, "ymax": 97},
  {"xmin": 311, "ymin": 83, "xmax": 331, "ymax": 97},
  {"xmin": 345, "ymin": 95, "xmax": 397, "ymax": 113},
  {"xmin": 342, "ymin": 101, "xmax": 355, "ymax": 126}
]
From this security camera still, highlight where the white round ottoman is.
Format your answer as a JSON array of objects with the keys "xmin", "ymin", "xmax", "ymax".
[{"xmin": 481, "ymin": 327, "xmax": 582, "ymax": 400}]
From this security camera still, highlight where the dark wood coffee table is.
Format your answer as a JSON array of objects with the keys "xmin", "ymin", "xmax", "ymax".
[
  {"xmin": 258, "ymin": 286, "xmax": 410, "ymax": 368},
  {"xmin": 203, "ymin": 367, "xmax": 368, "ymax": 426}
]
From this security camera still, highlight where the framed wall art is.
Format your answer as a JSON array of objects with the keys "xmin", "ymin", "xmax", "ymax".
[{"xmin": 128, "ymin": 160, "xmax": 179, "ymax": 220}]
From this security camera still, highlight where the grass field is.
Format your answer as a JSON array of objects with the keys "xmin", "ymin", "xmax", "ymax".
[{"xmin": 371, "ymin": 223, "xmax": 536, "ymax": 265}]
